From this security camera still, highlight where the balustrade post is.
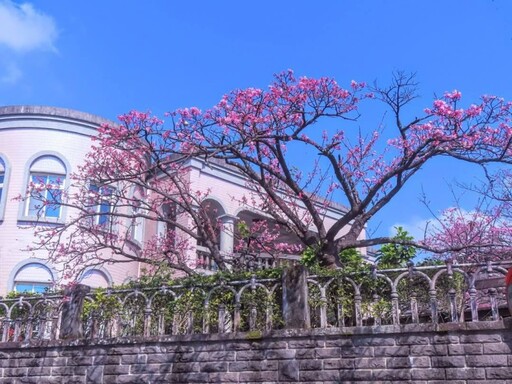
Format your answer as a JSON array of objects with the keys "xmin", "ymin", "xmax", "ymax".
[
  {"xmin": 449, "ymin": 288, "xmax": 459, "ymax": 322},
  {"xmin": 1, "ymin": 320, "xmax": 8, "ymax": 342},
  {"xmin": 372, "ymin": 294, "xmax": 381, "ymax": 326},
  {"xmin": 233, "ymin": 303, "xmax": 241, "ymax": 332},
  {"xmin": 265, "ymin": 300, "xmax": 273, "ymax": 331},
  {"xmin": 157, "ymin": 309, "xmax": 165, "ymax": 335},
  {"xmin": 391, "ymin": 290, "xmax": 400, "ymax": 325},
  {"xmin": 282, "ymin": 265, "xmax": 310, "ymax": 329},
  {"xmin": 218, "ymin": 304, "xmax": 226, "ymax": 334},
  {"xmin": 354, "ymin": 293, "xmax": 363, "ymax": 327},
  {"xmin": 410, "ymin": 293, "xmax": 419, "ymax": 323},
  {"xmin": 337, "ymin": 300, "xmax": 345, "ymax": 328},
  {"xmin": 319, "ymin": 288, "xmax": 328, "ymax": 328},
  {"xmin": 143, "ymin": 308, "xmax": 152, "ymax": 337},
  {"xmin": 429, "ymin": 288, "xmax": 438, "ymax": 324},
  {"xmin": 202, "ymin": 303, "xmax": 210, "ymax": 334},
  {"xmin": 59, "ymin": 283, "xmax": 90, "ymax": 340},
  {"xmin": 489, "ymin": 288, "xmax": 499, "ymax": 321}
]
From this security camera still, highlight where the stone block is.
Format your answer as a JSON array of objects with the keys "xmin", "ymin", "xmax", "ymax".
[
  {"xmin": 279, "ymin": 360, "xmax": 299, "ymax": 382},
  {"xmin": 315, "ymin": 347, "xmax": 340, "ymax": 358},
  {"xmin": 67, "ymin": 356, "xmax": 93, "ymax": 366},
  {"xmin": 298, "ymin": 359, "xmax": 322, "ymax": 370},
  {"xmin": 229, "ymin": 360, "xmax": 278, "ymax": 372},
  {"xmin": 484, "ymin": 343, "xmax": 512, "ymax": 354},
  {"xmin": 93, "ymin": 355, "xmax": 120, "ymax": 365},
  {"xmin": 448, "ymin": 343, "xmax": 483, "ymax": 355},
  {"xmin": 396, "ymin": 335, "xmax": 430, "ymax": 345},
  {"xmin": 238, "ymin": 371, "xmax": 278, "ymax": 382},
  {"xmin": 3, "ymin": 367, "xmax": 27, "ymax": 377},
  {"xmin": 432, "ymin": 334, "xmax": 460, "ymax": 344},
  {"xmin": 374, "ymin": 345, "xmax": 410, "ymax": 357},
  {"xmin": 235, "ymin": 350, "xmax": 265, "ymax": 361},
  {"xmin": 410, "ymin": 344, "xmax": 447, "ymax": 356},
  {"xmin": 103, "ymin": 364, "xmax": 130, "ymax": 375},
  {"xmin": 26, "ymin": 367, "xmax": 51, "ymax": 376},
  {"xmin": 265, "ymin": 349, "xmax": 295, "ymax": 360},
  {"xmin": 387, "ymin": 356, "xmax": 431, "ymax": 368},
  {"xmin": 323, "ymin": 358, "xmax": 354, "ymax": 369},
  {"xmin": 409, "ymin": 368, "xmax": 446, "ymax": 380},
  {"xmin": 355, "ymin": 357, "xmax": 386, "ymax": 369},
  {"xmin": 340, "ymin": 346, "xmax": 373, "ymax": 357},
  {"xmin": 122, "ymin": 353, "xmax": 148, "ymax": 364},
  {"xmin": 460, "ymin": 334, "xmax": 502, "ymax": 343},
  {"xmin": 209, "ymin": 351, "xmax": 235, "ymax": 361},
  {"xmin": 207, "ymin": 372, "xmax": 239, "ymax": 382},
  {"xmin": 467, "ymin": 354, "xmax": 507, "ymax": 367},
  {"xmin": 295, "ymin": 348, "xmax": 315, "ymax": 359},
  {"xmin": 199, "ymin": 362, "xmax": 227, "ymax": 372},
  {"xmin": 324, "ymin": 338, "xmax": 353, "ymax": 347},
  {"xmin": 373, "ymin": 369, "xmax": 412, "ymax": 380},
  {"xmin": 300, "ymin": 370, "xmax": 341, "ymax": 382},
  {"xmin": 446, "ymin": 367, "xmax": 486, "ymax": 380},
  {"xmin": 486, "ymin": 367, "xmax": 512, "ymax": 379},
  {"xmin": 431, "ymin": 356, "xmax": 466, "ymax": 368},
  {"xmin": 51, "ymin": 366, "xmax": 87, "ymax": 376},
  {"xmin": 171, "ymin": 362, "xmax": 201, "ymax": 373},
  {"xmin": 86, "ymin": 365, "xmax": 103, "ymax": 384}
]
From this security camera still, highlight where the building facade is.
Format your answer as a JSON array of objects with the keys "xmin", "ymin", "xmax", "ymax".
[
  {"xmin": 0, "ymin": 106, "xmax": 141, "ymax": 295},
  {"xmin": 0, "ymin": 106, "xmax": 359, "ymax": 296}
]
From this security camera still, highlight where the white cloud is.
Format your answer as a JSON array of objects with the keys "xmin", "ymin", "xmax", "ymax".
[
  {"xmin": 0, "ymin": 61, "xmax": 21, "ymax": 83},
  {"xmin": 0, "ymin": 0, "xmax": 57, "ymax": 52}
]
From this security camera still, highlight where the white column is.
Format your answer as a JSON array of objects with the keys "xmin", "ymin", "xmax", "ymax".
[{"xmin": 218, "ymin": 214, "xmax": 237, "ymax": 256}]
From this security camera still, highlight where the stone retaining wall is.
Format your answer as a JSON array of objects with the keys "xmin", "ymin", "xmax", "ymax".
[{"xmin": 1, "ymin": 320, "xmax": 512, "ymax": 383}]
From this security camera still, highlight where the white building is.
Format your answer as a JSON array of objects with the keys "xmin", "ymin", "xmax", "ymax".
[{"xmin": 0, "ymin": 106, "xmax": 357, "ymax": 296}]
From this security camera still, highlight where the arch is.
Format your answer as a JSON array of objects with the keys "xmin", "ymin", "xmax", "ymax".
[
  {"xmin": 78, "ymin": 267, "xmax": 113, "ymax": 288},
  {"xmin": 0, "ymin": 153, "xmax": 11, "ymax": 220},
  {"xmin": 7, "ymin": 258, "xmax": 57, "ymax": 293},
  {"xmin": 201, "ymin": 196, "xmax": 228, "ymax": 217},
  {"xmin": 19, "ymin": 151, "xmax": 71, "ymax": 222}
]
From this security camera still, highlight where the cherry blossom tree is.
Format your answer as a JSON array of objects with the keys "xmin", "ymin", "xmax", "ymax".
[
  {"xmin": 26, "ymin": 111, "xmax": 296, "ymax": 278},
  {"xmin": 427, "ymin": 169, "xmax": 512, "ymax": 263},
  {"xmin": 25, "ymin": 70, "xmax": 512, "ymax": 275},
  {"xmin": 171, "ymin": 71, "xmax": 512, "ymax": 267}
]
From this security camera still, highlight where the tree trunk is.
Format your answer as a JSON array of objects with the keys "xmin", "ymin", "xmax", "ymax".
[{"xmin": 317, "ymin": 242, "xmax": 342, "ymax": 269}]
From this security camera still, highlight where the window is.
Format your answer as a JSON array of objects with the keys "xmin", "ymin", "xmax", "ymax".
[
  {"xmin": 25, "ymin": 155, "xmax": 67, "ymax": 220},
  {"xmin": 131, "ymin": 187, "xmax": 145, "ymax": 243},
  {"xmin": 13, "ymin": 263, "xmax": 54, "ymax": 293},
  {"xmin": 157, "ymin": 203, "xmax": 177, "ymax": 241},
  {"xmin": 0, "ymin": 156, "xmax": 7, "ymax": 219},
  {"xmin": 89, "ymin": 184, "xmax": 114, "ymax": 227},
  {"xmin": 26, "ymin": 174, "xmax": 64, "ymax": 218}
]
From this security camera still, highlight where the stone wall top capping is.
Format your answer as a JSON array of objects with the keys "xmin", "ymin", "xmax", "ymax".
[{"xmin": 1, "ymin": 319, "xmax": 510, "ymax": 351}]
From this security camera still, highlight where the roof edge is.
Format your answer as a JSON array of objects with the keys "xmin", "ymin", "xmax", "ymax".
[{"xmin": 0, "ymin": 105, "xmax": 118, "ymax": 127}]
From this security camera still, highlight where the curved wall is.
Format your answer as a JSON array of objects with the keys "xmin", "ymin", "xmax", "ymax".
[{"xmin": 0, "ymin": 106, "xmax": 139, "ymax": 295}]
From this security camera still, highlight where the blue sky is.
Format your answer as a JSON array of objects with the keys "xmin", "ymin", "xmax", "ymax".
[{"xmin": 1, "ymin": 0, "xmax": 511, "ymax": 241}]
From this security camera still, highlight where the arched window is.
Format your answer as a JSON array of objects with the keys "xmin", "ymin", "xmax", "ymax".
[
  {"xmin": 13, "ymin": 262, "xmax": 55, "ymax": 293},
  {"xmin": 0, "ymin": 155, "xmax": 9, "ymax": 220},
  {"xmin": 0, "ymin": 158, "xmax": 5, "ymax": 203},
  {"xmin": 131, "ymin": 187, "xmax": 145, "ymax": 244},
  {"xmin": 157, "ymin": 203, "xmax": 177, "ymax": 239},
  {"xmin": 88, "ymin": 184, "xmax": 114, "ymax": 227},
  {"xmin": 25, "ymin": 155, "xmax": 66, "ymax": 219},
  {"xmin": 79, "ymin": 269, "xmax": 111, "ymax": 288}
]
